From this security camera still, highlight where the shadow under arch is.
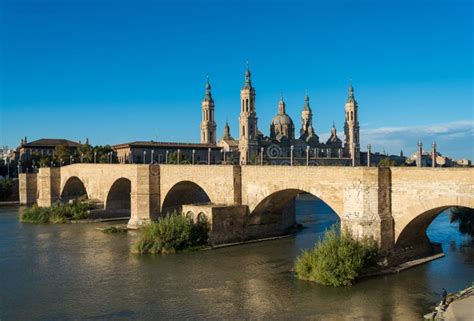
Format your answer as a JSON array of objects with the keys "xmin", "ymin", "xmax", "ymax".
[
  {"xmin": 394, "ymin": 205, "xmax": 474, "ymax": 262},
  {"xmin": 105, "ymin": 178, "xmax": 131, "ymax": 216},
  {"xmin": 246, "ymin": 188, "xmax": 341, "ymax": 240},
  {"xmin": 161, "ymin": 181, "xmax": 211, "ymax": 215},
  {"xmin": 61, "ymin": 176, "xmax": 88, "ymax": 202}
]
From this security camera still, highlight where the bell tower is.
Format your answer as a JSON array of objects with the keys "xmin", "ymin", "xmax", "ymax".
[
  {"xmin": 200, "ymin": 76, "xmax": 217, "ymax": 145},
  {"xmin": 238, "ymin": 62, "xmax": 258, "ymax": 164},
  {"xmin": 300, "ymin": 94, "xmax": 315, "ymax": 139},
  {"xmin": 344, "ymin": 82, "xmax": 360, "ymax": 165}
]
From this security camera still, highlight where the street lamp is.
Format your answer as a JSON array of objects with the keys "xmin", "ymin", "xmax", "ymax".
[
  {"xmin": 165, "ymin": 150, "xmax": 169, "ymax": 164},
  {"xmin": 151, "ymin": 149, "xmax": 155, "ymax": 164},
  {"xmin": 306, "ymin": 146, "xmax": 310, "ymax": 166},
  {"xmin": 208, "ymin": 148, "xmax": 211, "ymax": 165},
  {"xmin": 192, "ymin": 149, "xmax": 195, "ymax": 165},
  {"xmin": 143, "ymin": 151, "xmax": 146, "ymax": 164},
  {"xmin": 290, "ymin": 145, "xmax": 294, "ymax": 166},
  {"xmin": 260, "ymin": 147, "xmax": 264, "ymax": 165},
  {"xmin": 110, "ymin": 152, "xmax": 113, "ymax": 164},
  {"xmin": 94, "ymin": 151, "xmax": 97, "ymax": 164},
  {"xmin": 177, "ymin": 149, "xmax": 181, "ymax": 165}
]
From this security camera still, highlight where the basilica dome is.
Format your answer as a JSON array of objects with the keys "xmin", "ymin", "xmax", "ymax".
[
  {"xmin": 270, "ymin": 97, "xmax": 295, "ymax": 141},
  {"xmin": 271, "ymin": 113, "xmax": 294, "ymax": 127}
]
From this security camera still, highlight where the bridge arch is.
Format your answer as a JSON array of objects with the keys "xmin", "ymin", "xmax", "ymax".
[
  {"xmin": 246, "ymin": 188, "xmax": 341, "ymax": 239},
  {"xmin": 61, "ymin": 176, "xmax": 88, "ymax": 202},
  {"xmin": 394, "ymin": 196, "xmax": 474, "ymax": 257},
  {"xmin": 105, "ymin": 178, "xmax": 132, "ymax": 212},
  {"xmin": 161, "ymin": 180, "xmax": 211, "ymax": 214}
]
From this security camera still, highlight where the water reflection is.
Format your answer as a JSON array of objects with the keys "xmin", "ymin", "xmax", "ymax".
[{"xmin": 0, "ymin": 202, "xmax": 473, "ymax": 320}]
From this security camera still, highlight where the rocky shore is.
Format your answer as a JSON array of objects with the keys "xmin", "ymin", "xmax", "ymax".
[{"xmin": 424, "ymin": 285, "xmax": 473, "ymax": 321}]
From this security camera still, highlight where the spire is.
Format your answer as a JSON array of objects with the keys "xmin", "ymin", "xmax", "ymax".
[
  {"xmin": 204, "ymin": 75, "xmax": 213, "ymax": 102},
  {"xmin": 332, "ymin": 121, "xmax": 337, "ymax": 135},
  {"xmin": 303, "ymin": 93, "xmax": 311, "ymax": 111},
  {"xmin": 244, "ymin": 60, "xmax": 252, "ymax": 89},
  {"xmin": 278, "ymin": 95, "xmax": 286, "ymax": 115},
  {"xmin": 223, "ymin": 120, "xmax": 231, "ymax": 140},
  {"xmin": 347, "ymin": 81, "xmax": 355, "ymax": 103}
]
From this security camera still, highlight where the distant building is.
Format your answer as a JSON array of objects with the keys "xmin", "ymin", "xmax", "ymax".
[
  {"xmin": 15, "ymin": 137, "xmax": 83, "ymax": 162},
  {"xmin": 456, "ymin": 159, "xmax": 471, "ymax": 167},
  {"xmin": 112, "ymin": 141, "xmax": 223, "ymax": 164}
]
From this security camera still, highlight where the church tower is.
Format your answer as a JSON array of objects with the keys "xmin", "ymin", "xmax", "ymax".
[
  {"xmin": 343, "ymin": 82, "xmax": 360, "ymax": 165},
  {"xmin": 300, "ymin": 94, "xmax": 315, "ymax": 139},
  {"xmin": 200, "ymin": 76, "xmax": 217, "ymax": 145},
  {"xmin": 238, "ymin": 62, "xmax": 258, "ymax": 164}
]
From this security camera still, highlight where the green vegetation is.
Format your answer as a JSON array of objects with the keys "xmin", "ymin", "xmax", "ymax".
[
  {"xmin": 450, "ymin": 207, "xmax": 474, "ymax": 236},
  {"xmin": 0, "ymin": 178, "xmax": 13, "ymax": 201},
  {"xmin": 102, "ymin": 226, "xmax": 128, "ymax": 234},
  {"xmin": 134, "ymin": 212, "xmax": 209, "ymax": 254},
  {"xmin": 377, "ymin": 157, "xmax": 397, "ymax": 167},
  {"xmin": 167, "ymin": 151, "xmax": 190, "ymax": 164},
  {"xmin": 294, "ymin": 226, "xmax": 378, "ymax": 287},
  {"xmin": 20, "ymin": 201, "xmax": 93, "ymax": 224}
]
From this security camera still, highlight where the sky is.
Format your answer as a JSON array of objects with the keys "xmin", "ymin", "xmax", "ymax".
[{"xmin": 0, "ymin": 0, "xmax": 473, "ymax": 159}]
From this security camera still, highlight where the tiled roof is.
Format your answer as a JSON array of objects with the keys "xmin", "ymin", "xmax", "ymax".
[
  {"xmin": 22, "ymin": 139, "xmax": 82, "ymax": 148},
  {"xmin": 112, "ymin": 141, "xmax": 221, "ymax": 150}
]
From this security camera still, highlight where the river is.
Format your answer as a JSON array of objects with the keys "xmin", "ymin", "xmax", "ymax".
[{"xmin": 1, "ymin": 200, "xmax": 473, "ymax": 320}]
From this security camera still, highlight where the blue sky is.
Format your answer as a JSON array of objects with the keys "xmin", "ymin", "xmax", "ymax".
[{"xmin": 1, "ymin": 0, "xmax": 473, "ymax": 159}]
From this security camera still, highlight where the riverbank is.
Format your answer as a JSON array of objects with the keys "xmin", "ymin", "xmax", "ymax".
[{"xmin": 424, "ymin": 285, "xmax": 474, "ymax": 321}]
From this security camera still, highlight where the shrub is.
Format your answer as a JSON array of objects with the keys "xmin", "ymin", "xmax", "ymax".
[
  {"xmin": 294, "ymin": 225, "xmax": 378, "ymax": 287},
  {"xmin": 20, "ymin": 201, "xmax": 92, "ymax": 224},
  {"xmin": 450, "ymin": 207, "xmax": 474, "ymax": 236},
  {"xmin": 102, "ymin": 226, "xmax": 127, "ymax": 234},
  {"xmin": 134, "ymin": 212, "xmax": 209, "ymax": 254},
  {"xmin": 0, "ymin": 178, "xmax": 12, "ymax": 200}
]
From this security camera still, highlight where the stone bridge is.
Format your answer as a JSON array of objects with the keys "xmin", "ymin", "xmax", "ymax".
[{"xmin": 20, "ymin": 164, "xmax": 474, "ymax": 261}]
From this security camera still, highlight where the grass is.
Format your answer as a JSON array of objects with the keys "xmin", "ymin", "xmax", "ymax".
[
  {"xmin": 133, "ymin": 212, "xmax": 209, "ymax": 254},
  {"xmin": 20, "ymin": 201, "xmax": 93, "ymax": 224},
  {"xmin": 294, "ymin": 225, "xmax": 378, "ymax": 287}
]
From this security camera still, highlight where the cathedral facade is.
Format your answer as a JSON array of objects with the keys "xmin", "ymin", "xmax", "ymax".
[{"xmin": 205, "ymin": 64, "xmax": 361, "ymax": 166}]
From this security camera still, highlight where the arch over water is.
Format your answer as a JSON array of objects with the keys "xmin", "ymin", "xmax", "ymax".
[
  {"xmin": 395, "ymin": 205, "xmax": 474, "ymax": 251},
  {"xmin": 61, "ymin": 176, "xmax": 88, "ymax": 201},
  {"xmin": 246, "ymin": 188, "xmax": 341, "ymax": 239},
  {"xmin": 161, "ymin": 181, "xmax": 211, "ymax": 214},
  {"xmin": 105, "ymin": 178, "xmax": 131, "ymax": 212}
]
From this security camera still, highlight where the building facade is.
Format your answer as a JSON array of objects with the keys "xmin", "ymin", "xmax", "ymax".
[{"xmin": 217, "ymin": 64, "xmax": 360, "ymax": 165}]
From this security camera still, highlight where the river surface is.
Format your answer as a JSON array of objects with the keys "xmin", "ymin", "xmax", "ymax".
[{"xmin": 1, "ymin": 200, "xmax": 473, "ymax": 320}]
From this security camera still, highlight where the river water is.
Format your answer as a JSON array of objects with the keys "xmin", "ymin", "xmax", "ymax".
[{"xmin": 1, "ymin": 201, "xmax": 473, "ymax": 320}]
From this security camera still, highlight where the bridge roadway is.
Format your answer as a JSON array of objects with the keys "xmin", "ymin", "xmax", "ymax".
[{"xmin": 20, "ymin": 164, "xmax": 474, "ymax": 262}]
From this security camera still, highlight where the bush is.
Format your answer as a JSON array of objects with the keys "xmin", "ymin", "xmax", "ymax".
[
  {"xmin": 0, "ymin": 178, "xmax": 13, "ymax": 201},
  {"xmin": 294, "ymin": 226, "xmax": 378, "ymax": 286},
  {"xmin": 134, "ymin": 212, "xmax": 209, "ymax": 254},
  {"xmin": 20, "ymin": 201, "xmax": 92, "ymax": 224},
  {"xmin": 102, "ymin": 226, "xmax": 127, "ymax": 234},
  {"xmin": 450, "ymin": 207, "xmax": 474, "ymax": 236}
]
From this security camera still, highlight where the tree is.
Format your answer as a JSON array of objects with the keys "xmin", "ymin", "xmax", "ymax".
[
  {"xmin": 167, "ymin": 151, "xmax": 189, "ymax": 164},
  {"xmin": 377, "ymin": 158, "xmax": 397, "ymax": 167},
  {"xmin": 450, "ymin": 207, "xmax": 474, "ymax": 236},
  {"xmin": 93, "ymin": 145, "xmax": 114, "ymax": 163},
  {"xmin": 55, "ymin": 144, "xmax": 72, "ymax": 165},
  {"xmin": 78, "ymin": 143, "xmax": 94, "ymax": 163}
]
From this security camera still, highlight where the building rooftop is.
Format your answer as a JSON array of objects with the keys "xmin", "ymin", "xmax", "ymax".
[
  {"xmin": 22, "ymin": 138, "xmax": 82, "ymax": 148},
  {"xmin": 112, "ymin": 141, "xmax": 221, "ymax": 150}
]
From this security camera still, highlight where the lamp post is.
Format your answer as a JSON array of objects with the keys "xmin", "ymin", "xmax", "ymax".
[
  {"xmin": 94, "ymin": 151, "xmax": 97, "ymax": 164},
  {"xmin": 109, "ymin": 152, "xmax": 113, "ymax": 164},
  {"xmin": 143, "ymin": 151, "xmax": 146, "ymax": 164},
  {"xmin": 260, "ymin": 147, "xmax": 264, "ymax": 165},
  {"xmin": 70, "ymin": 155, "xmax": 73, "ymax": 164},
  {"xmin": 417, "ymin": 140, "xmax": 423, "ymax": 168},
  {"xmin": 431, "ymin": 141, "xmax": 437, "ymax": 168},
  {"xmin": 305, "ymin": 146, "xmax": 309, "ymax": 166},
  {"xmin": 290, "ymin": 145, "xmax": 294, "ymax": 166},
  {"xmin": 177, "ymin": 149, "xmax": 181, "ymax": 165},
  {"xmin": 151, "ymin": 149, "xmax": 155, "ymax": 164},
  {"xmin": 166, "ymin": 150, "xmax": 169, "ymax": 164},
  {"xmin": 192, "ymin": 149, "xmax": 195, "ymax": 165},
  {"xmin": 208, "ymin": 148, "xmax": 211, "ymax": 165},
  {"xmin": 367, "ymin": 144, "xmax": 371, "ymax": 167}
]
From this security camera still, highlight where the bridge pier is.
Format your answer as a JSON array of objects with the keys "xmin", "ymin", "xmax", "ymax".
[
  {"xmin": 127, "ymin": 165, "xmax": 160, "ymax": 229},
  {"xmin": 37, "ymin": 168, "xmax": 61, "ymax": 207},
  {"xmin": 19, "ymin": 173, "xmax": 37, "ymax": 205}
]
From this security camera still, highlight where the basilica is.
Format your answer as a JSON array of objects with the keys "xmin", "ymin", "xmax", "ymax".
[{"xmin": 201, "ymin": 64, "xmax": 361, "ymax": 166}]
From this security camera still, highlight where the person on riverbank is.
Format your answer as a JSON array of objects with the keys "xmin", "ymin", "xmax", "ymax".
[{"xmin": 442, "ymin": 288, "xmax": 448, "ymax": 305}]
